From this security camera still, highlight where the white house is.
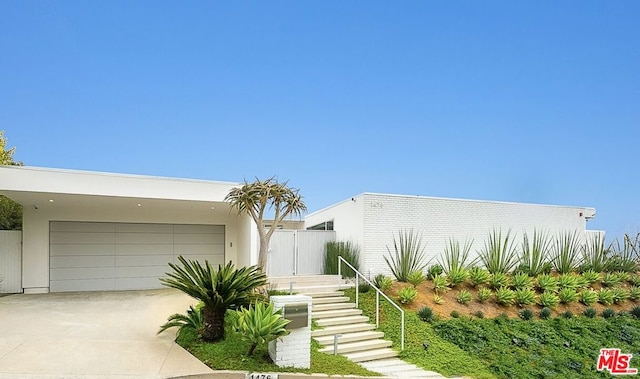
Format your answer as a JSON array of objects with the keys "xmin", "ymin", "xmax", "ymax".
[
  {"xmin": 0, "ymin": 166, "xmax": 258, "ymax": 293},
  {"xmin": 305, "ymin": 193, "xmax": 597, "ymax": 277}
]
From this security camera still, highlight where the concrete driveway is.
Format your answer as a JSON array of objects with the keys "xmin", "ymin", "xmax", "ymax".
[{"xmin": 0, "ymin": 289, "xmax": 214, "ymax": 379}]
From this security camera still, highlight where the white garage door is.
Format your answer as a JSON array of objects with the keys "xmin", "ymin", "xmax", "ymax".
[{"xmin": 49, "ymin": 221, "xmax": 225, "ymax": 292}]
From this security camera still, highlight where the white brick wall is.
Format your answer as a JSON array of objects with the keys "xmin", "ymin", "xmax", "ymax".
[
  {"xmin": 269, "ymin": 295, "xmax": 312, "ymax": 369},
  {"xmin": 306, "ymin": 193, "xmax": 598, "ymax": 277}
]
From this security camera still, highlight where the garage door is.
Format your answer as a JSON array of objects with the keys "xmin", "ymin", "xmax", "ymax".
[{"xmin": 49, "ymin": 221, "xmax": 225, "ymax": 292}]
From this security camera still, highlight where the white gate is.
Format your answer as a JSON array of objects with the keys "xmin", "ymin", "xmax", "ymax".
[
  {"xmin": 0, "ymin": 230, "xmax": 22, "ymax": 293},
  {"xmin": 267, "ymin": 230, "xmax": 336, "ymax": 276}
]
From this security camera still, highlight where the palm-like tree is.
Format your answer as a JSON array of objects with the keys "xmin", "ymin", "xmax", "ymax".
[
  {"xmin": 160, "ymin": 256, "xmax": 267, "ymax": 341},
  {"xmin": 225, "ymin": 177, "xmax": 307, "ymax": 271}
]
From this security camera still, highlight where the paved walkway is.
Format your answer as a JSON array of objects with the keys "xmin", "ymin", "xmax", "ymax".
[{"xmin": 0, "ymin": 289, "xmax": 213, "ymax": 379}]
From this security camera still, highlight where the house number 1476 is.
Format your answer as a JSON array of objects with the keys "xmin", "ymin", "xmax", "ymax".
[{"xmin": 246, "ymin": 374, "xmax": 278, "ymax": 379}]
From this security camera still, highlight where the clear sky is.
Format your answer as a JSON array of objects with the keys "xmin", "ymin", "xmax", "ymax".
[{"xmin": 1, "ymin": 1, "xmax": 638, "ymax": 238}]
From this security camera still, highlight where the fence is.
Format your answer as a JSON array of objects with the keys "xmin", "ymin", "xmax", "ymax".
[
  {"xmin": 267, "ymin": 230, "xmax": 336, "ymax": 276},
  {"xmin": 0, "ymin": 230, "xmax": 22, "ymax": 293}
]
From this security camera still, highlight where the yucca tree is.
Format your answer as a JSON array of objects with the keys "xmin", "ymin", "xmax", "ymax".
[
  {"xmin": 160, "ymin": 256, "xmax": 267, "ymax": 341},
  {"xmin": 225, "ymin": 177, "xmax": 307, "ymax": 271}
]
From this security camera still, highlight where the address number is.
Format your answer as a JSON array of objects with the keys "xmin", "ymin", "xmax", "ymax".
[{"xmin": 246, "ymin": 374, "xmax": 278, "ymax": 379}]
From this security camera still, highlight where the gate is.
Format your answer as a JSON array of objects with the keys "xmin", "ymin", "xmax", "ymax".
[
  {"xmin": 0, "ymin": 230, "xmax": 22, "ymax": 293},
  {"xmin": 267, "ymin": 230, "xmax": 336, "ymax": 276}
]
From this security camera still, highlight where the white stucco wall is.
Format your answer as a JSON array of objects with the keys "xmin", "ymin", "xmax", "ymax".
[{"xmin": 307, "ymin": 193, "xmax": 597, "ymax": 277}]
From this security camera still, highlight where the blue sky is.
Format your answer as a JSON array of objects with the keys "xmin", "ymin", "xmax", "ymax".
[{"xmin": 1, "ymin": 1, "xmax": 638, "ymax": 238}]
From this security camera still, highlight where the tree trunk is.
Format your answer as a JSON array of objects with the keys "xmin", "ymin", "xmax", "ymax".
[
  {"xmin": 258, "ymin": 234, "xmax": 269, "ymax": 273},
  {"xmin": 202, "ymin": 307, "xmax": 225, "ymax": 342}
]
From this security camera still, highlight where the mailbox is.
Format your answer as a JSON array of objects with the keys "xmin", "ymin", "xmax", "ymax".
[{"xmin": 283, "ymin": 302, "xmax": 309, "ymax": 329}]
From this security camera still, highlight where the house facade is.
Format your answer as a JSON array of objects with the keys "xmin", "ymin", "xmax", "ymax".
[
  {"xmin": 0, "ymin": 166, "xmax": 258, "ymax": 293},
  {"xmin": 305, "ymin": 193, "xmax": 598, "ymax": 277}
]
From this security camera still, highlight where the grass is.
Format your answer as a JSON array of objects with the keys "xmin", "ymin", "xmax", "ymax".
[
  {"xmin": 323, "ymin": 240, "xmax": 360, "ymax": 278},
  {"xmin": 175, "ymin": 312, "xmax": 378, "ymax": 376},
  {"xmin": 344, "ymin": 288, "xmax": 496, "ymax": 379}
]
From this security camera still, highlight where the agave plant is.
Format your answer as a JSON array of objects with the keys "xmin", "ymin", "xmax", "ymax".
[
  {"xmin": 438, "ymin": 238, "xmax": 473, "ymax": 278},
  {"xmin": 384, "ymin": 229, "xmax": 430, "ymax": 282},
  {"xmin": 160, "ymin": 256, "xmax": 267, "ymax": 341},
  {"xmin": 233, "ymin": 301, "xmax": 290, "ymax": 356},
  {"xmin": 607, "ymin": 233, "xmax": 639, "ymax": 272},
  {"xmin": 550, "ymin": 231, "xmax": 582, "ymax": 274},
  {"xmin": 581, "ymin": 233, "xmax": 610, "ymax": 273},
  {"xmin": 477, "ymin": 229, "xmax": 519, "ymax": 274},
  {"xmin": 520, "ymin": 230, "xmax": 552, "ymax": 276}
]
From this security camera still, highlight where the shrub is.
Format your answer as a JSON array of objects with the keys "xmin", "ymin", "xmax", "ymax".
[
  {"xmin": 426, "ymin": 264, "xmax": 443, "ymax": 280},
  {"xmin": 397, "ymin": 286, "xmax": 418, "ymax": 304},
  {"xmin": 579, "ymin": 289, "xmax": 598, "ymax": 306},
  {"xmin": 582, "ymin": 270, "xmax": 601, "ymax": 285},
  {"xmin": 450, "ymin": 310, "xmax": 461, "ymax": 318},
  {"xmin": 557, "ymin": 274, "xmax": 579, "ymax": 290},
  {"xmin": 558, "ymin": 288, "xmax": 578, "ymax": 304},
  {"xmin": 602, "ymin": 308, "xmax": 616, "ymax": 319},
  {"xmin": 417, "ymin": 306, "xmax": 435, "ymax": 322},
  {"xmin": 384, "ymin": 230, "xmax": 429, "ymax": 282},
  {"xmin": 407, "ymin": 270, "xmax": 425, "ymax": 287},
  {"xmin": 477, "ymin": 287, "xmax": 492, "ymax": 303},
  {"xmin": 490, "ymin": 272, "xmax": 510, "ymax": 289},
  {"xmin": 630, "ymin": 274, "xmax": 640, "ymax": 287},
  {"xmin": 583, "ymin": 307, "xmax": 597, "ymax": 318},
  {"xmin": 468, "ymin": 267, "xmax": 491, "ymax": 287},
  {"xmin": 324, "ymin": 241, "xmax": 360, "ymax": 278},
  {"xmin": 550, "ymin": 231, "xmax": 582, "ymax": 274},
  {"xmin": 561, "ymin": 310, "xmax": 573, "ymax": 319},
  {"xmin": 515, "ymin": 288, "xmax": 536, "ymax": 306},
  {"xmin": 477, "ymin": 229, "xmax": 519, "ymax": 274},
  {"xmin": 473, "ymin": 310, "xmax": 485, "ymax": 319},
  {"xmin": 519, "ymin": 308, "xmax": 534, "ymax": 321},
  {"xmin": 232, "ymin": 301, "xmax": 290, "ymax": 356},
  {"xmin": 598, "ymin": 288, "xmax": 615, "ymax": 305},
  {"xmin": 511, "ymin": 272, "xmax": 534, "ymax": 290},
  {"xmin": 432, "ymin": 275, "xmax": 450, "ymax": 293},
  {"xmin": 539, "ymin": 307, "xmax": 552, "ymax": 319},
  {"xmin": 456, "ymin": 289, "xmax": 473, "ymax": 305},
  {"xmin": 612, "ymin": 287, "xmax": 629, "ymax": 304},
  {"xmin": 358, "ymin": 282, "xmax": 371, "ymax": 293},
  {"xmin": 602, "ymin": 272, "xmax": 623, "ymax": 287},
  {"xmin": 574, "ymin": 274, "xmax": 589, "ymax": 289},
  {"xmin": 433, "ymin": 293, "xmax": 445, "ymax": 304},
  {"xmin": 495, "ymin": 287, "xmax": 516, "ymax": 306},
  {"xmin": 538, "ymin": 291, "xmax": 560, "ymax": 308},
  {"xmin": 630, "ymin": 305, "xmax": 640, "ymax": 319},
  {"xmin": 520, "ymin": 229, "xmax": 552, "ymax": 276},
  {"xmin": 447, "ymin": 268, "xmax": 469, "ymax": 288},
  {"xmin": 629, "ymin": 286, "xmax": 640, "ymax": 300},
  {"xmin": 373, "ymin": 274, "xmax": 393, "ymax": 293},
  {"xmin": 536, "ymin": 274, "xmax": 558, "ymax": 293}
]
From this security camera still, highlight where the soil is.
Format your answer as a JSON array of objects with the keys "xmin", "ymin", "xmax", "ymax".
[{"xmin": 387, "ymin": 281, "xmax": 640, "ymax": 319}]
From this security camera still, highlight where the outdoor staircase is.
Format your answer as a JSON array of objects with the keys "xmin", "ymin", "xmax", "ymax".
[
  {"xmin": 268, "ymin": 275, "xmax": 451, "ymax": 378},
  {"xmin": 308, "ymin": 290, "xmax": 451, "ymax": 378}
]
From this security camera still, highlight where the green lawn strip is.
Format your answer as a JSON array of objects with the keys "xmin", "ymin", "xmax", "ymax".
[
  {"xmin": 433, "ymin": 316, "xmax": 640, "ymax": 378},
  {"xmin": 345, "ymin": 289, "xmax": 496, "ymax": 379},
  {"xmin": 175, "ymin": 312, "xmax": 379, "ymax": 376}
]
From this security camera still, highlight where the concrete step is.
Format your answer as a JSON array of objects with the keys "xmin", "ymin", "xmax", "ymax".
[
  {"xmin": 319, "ymin": 339, "xmax": 392, "ymax": 354},
  {"xmin": 311, "ymin": 296, "xmax": 350, "ymax": 305},
  {"xmin": 312, "ymin": 308, "xmax": 363, "ymax": 319},
  {"xmin": 359, "ymin": 359, "xmax": 449, "ymax": 378},
  {"xmin": 344, "ymin": 348, "xmax": 398, "ymax": 362},
  {"xmin": 311, "ymin": 323, "xmax": 376, "ymax": 337},
  {"xmin": 301, "ymin": 291, "xmax": 344, "ymax": 298},
  {"xmin": 315, "ymin": 315, "xmax": 369, "ymax": 327},
  {"xmin": 312, "ymin": 302, "xmax": 356, "ymax": 311},
  {"xmin": 314, "ymin": 330, "xmax": 385, "ymax": 345}
]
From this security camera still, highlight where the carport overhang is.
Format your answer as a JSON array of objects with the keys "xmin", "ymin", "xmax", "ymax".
[{"xmin": 0, "ymin": 166, "xmax": 258, "ymax": 293}]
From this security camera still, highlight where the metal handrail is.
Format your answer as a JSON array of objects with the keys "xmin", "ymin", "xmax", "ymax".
[{"xmin": 337, "ymin": 256, "xmax": 405, "ymax": 351}]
